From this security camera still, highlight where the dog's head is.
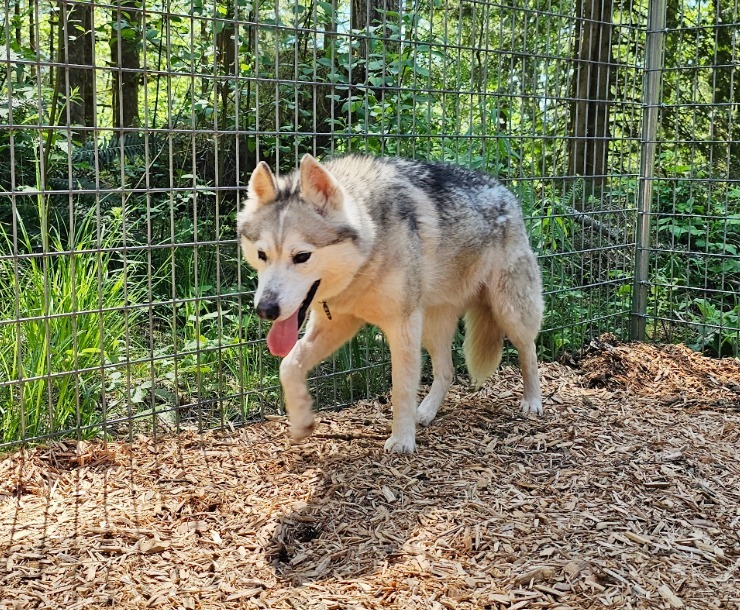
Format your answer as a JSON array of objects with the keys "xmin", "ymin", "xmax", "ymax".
[{"xmin": 237, "ymin": 154, "xmax": 365, "ymax": 356}]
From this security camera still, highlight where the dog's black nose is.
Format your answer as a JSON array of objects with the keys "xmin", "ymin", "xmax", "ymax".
[{"xmin": 256, "ymin": 301, "xmax": 280, "ymax": 321}]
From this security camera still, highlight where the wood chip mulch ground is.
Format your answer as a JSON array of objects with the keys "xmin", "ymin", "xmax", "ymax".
[{"xmin": 1, "ymin": 335, "xmax": 739, "ymax": 609}]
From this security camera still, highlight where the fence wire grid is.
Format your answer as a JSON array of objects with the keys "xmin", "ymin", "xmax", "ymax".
[{"xmin": 0, "ymin": 0, "xmax": 738, "ymax": 450}]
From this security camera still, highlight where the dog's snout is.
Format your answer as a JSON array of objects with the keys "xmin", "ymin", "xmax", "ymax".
[{"xmin": 256, "ymin": 300, "xmax": 280, "ymax": 321}]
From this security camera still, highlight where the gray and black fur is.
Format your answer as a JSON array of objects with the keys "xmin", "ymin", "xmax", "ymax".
[{"xmin": 238, "ymin": 153, "xmax": 544, "ymax": 454}]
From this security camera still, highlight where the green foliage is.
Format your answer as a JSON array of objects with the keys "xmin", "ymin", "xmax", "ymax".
[
  {"xmin": 72, "ymin": 133, "xmax": 154, "ymax": 166},
  {"xmin": 315, "ymin": 327, "xmax": 390, "ymax": 407},
  {"xmin": 521, "ymin": 181, "xmax": 632, "ymax": 357},
  {"xmin": 648, "ymin": 161, "xmax": 740, "ymax": 355},
  {"xmin": 0, "ymin": 205, "xmax": 144, "ymax": 443},
  {"xmin": 143, "ymin": 294, "xmax": 284, "ymax": 426},
  {"xmin": 683, "ymin": 298, "xmax": 739, "ymax": 357}
]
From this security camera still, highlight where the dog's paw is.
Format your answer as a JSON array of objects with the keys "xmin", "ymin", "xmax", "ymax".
[
  {"xmin": 520, "ymin": 397, "xmax": 543, "ymax": 416},
  {"xmin": 290, "ymin": 421, "xmax": 315, "ymax": 442},
  {"xmin": 416, "ymin": 402, "xmax": 438, "ymax": 427},
  {"xmin": 384, "ymin": 434, "xmax": 416, "ymax": 454},
  {"xmin": 289, "ymin": 411, "xmax": 315, "ymax": 441}
]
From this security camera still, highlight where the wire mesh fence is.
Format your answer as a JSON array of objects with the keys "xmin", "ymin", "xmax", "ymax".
[
  {"xmin": 638, "ymin": 0, "xmax": 740, "ymax": 357},
  {"xmin": 0, "ymin": 0, "xmax": 737, "ymax": 450}
]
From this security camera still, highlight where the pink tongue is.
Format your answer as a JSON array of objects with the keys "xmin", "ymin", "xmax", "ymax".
[{"xmin": 266, "ymin": 310, "xmax": 300, "ymax": 357}]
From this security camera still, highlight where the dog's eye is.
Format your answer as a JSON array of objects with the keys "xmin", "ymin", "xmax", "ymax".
[
  {"xmin": 292, "ymin": 252, "xmax": 311, "ymax": 264},
  {"xmin": 257, "ymin": 250, "xmax": 267, "ymax": 262}
]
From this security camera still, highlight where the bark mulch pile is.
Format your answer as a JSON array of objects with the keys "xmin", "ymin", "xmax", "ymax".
[{"xmin": 1, "ymin": 336, "xmax": 739, "ymax": 609}]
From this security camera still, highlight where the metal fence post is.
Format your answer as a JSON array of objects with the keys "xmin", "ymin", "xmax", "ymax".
[{"xmin": 631, "ymin": 0, "xmax": 667, "ymax": 340}]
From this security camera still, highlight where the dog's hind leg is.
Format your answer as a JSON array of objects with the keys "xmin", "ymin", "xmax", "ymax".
[
  {"xmin": 417, "ymin": 307, "xmax": 459, "ymax": 427},
  {"xmin": 507, "ymin": 330, "xmax": 542, "ymax": 415},
  {"xmin": 280, "ymin": 312, "xmax": 364, "ymax": 440},
  {"xmin": 382, "ymin": 309, "xmax": 423, "ymax": 454},
  {"xmin": 488, "ymin": 255, "xmax": 544, "ymax": 415}
]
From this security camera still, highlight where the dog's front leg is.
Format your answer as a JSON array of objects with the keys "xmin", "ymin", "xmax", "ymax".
[
  {"xmin": 382, "ymin": 310, "xmax": 423, "ymax": 454},
  {"xmin": 279, "ymin": 312, "xmax": 363, "ymax": 440}
]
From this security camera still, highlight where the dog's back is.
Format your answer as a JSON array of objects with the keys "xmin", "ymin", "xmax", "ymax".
[{"xmin": 319, "ymin": 155, "xmax": 537, "ymax": 313}]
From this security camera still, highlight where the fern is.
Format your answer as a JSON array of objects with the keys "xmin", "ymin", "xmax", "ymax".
[{"xmin": 72, "ymin": 132, "xmax": 158, "ymax": 167}]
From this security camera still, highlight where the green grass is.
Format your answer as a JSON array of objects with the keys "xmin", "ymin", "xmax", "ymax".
[{"xmin": 0, "ymin": 205, "xmax": 144, "ymax": 444}]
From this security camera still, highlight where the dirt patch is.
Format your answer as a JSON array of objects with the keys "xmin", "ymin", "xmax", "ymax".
[{"xmin": 1, "ymin": 344, "xmax": 739, "ymax": 609}]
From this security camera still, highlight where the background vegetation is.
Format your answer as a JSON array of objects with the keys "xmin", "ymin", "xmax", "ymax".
[{"xmin": 0, "ymin": 0, "xmax": 737, "ymax": 445}]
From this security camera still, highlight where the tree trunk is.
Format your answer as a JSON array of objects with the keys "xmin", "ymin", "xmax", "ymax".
[
  {"xmin": 14, "ymin": 0, "xmax": 21, "ymax": 46},
  {"xmin": 710, "ymin": 0, "xmax": 740, "ymax": 178},
  {"xmin": 201, "ymin": 18, "xmax": 209, "ymax": 96},
  {"xmin": 14, "ymin": 0, "xmax": 22, "ymax": 83},
  {"xmin": 216, "ymin": 3, "xmax": 236, "ymax": 132},
  {"xmin": 350, "ymin": 0, "xmax": 399, "ymax": 86},
  {"xmin": 111, "ymin": 0, "xmax": 141, "ymax": 133},
  {"xmin": 29, "ymin": 2, "xmax": 36, "ymax": 78},
  {"xmin": 568, "ymin": 0, "xmax": 613, "ymax": 198},
  {"xmin": 351, "ymin": 0, "xmax": 370, "ymax": 85},
  {"xmin": 214, "ymin": 0, "xmax": 237, "ymax": 187},
  {"xmin": 58, "ymin": 1, "xmax": 95, "ymax": 141}
]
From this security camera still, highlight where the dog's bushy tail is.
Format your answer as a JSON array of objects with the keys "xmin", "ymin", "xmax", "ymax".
[{"xmin": 463, "ymin": 297, "xmax": 504, "ymax": 387}]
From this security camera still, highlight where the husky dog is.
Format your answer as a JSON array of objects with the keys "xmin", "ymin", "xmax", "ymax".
[{"xmin": 237, "ymin": 154, "xmax": 543, "ymax": 453}]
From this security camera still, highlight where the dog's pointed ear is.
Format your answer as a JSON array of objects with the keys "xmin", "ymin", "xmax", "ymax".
[
  {"xmin": 300, "ymin": 154, "xmax": 343, "ymax": 211},
  {"xmin": 248, "ymin": 161, "xmax": 277, "ymax": 207}
]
